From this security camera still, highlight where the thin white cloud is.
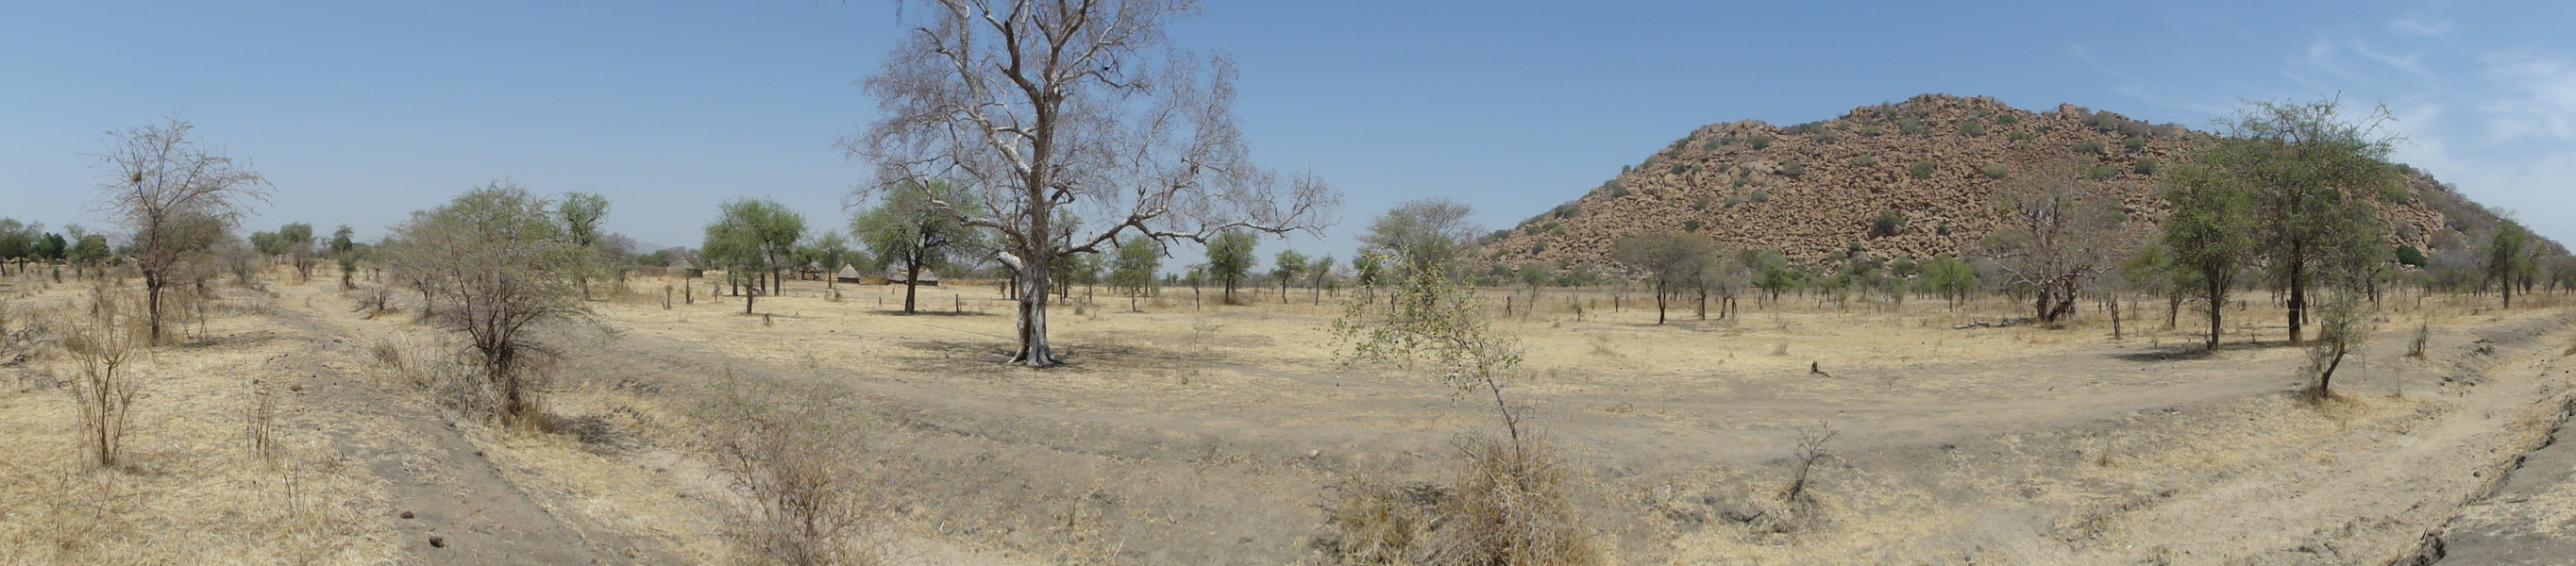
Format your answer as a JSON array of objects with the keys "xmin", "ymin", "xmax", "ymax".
[
  {"xmin": 2476, "ymin": 54, "xmax": 2576, "ymax": 143},
  {"xmin": 2387, "ymin": 13, "xmax": 2452, "ymax": 37},
  {"xmin": 2349, "ymin": 41, "xmax": 2440, "ymax": 82}
]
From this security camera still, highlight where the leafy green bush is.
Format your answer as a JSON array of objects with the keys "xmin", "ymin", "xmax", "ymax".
[
  {"xmin": 1911, "ymin": 161, "xmax": 1936, "ymax": 179},
  {"xmin": 1747, "ymin": 136, "xmax": 1772, "ymax": 150},
  {"xmin": 1691, "ymin": 197, "xmax": 1710, "ymax": 210},
  {"xmin": 1700, "ymin": 140, "xmax": 1722, "ymax": 150},
  {"xmin": 2070, "ymin": 141, "xmax": 2105, "ymax": 156},
  {"xmin": 1958, "ymin": 121, "xmax": 1987, "ymax": 137},
  {"xmin": 2394, "ymin": 244, "xmax": 2428, "ymax": 267},
  {"xmin": 2082, "ymin": 164, "xmax": 2116, "ymax": 180},
  {"xmin": 1668, "ymin": 163, "xmax": 1690, "ymax": 175},
  {"xmin": 2008, "ymin": 130, "xmax": 2036, "ymax": 142},
  {"xmin": 2132, "ymin": 158, "xmax": 2160, "ymax": 175},
  {"xmin": 1749, "ymin": 190, "xmax": 1771, "ymax": 203},
  {"xmin": 1851, "ymin": 156, "xmax": 1877, "ymax": 167},
  {"xmin": 1779, "ymin": 161, "xmax": 1806, "ymax": 178},
  {"xmin": 2124, "ymin": 137, "xmax": 2147, "ymax": 152},
  {"xmin": 1994, "ymin": 113, "xmax": 2019, "ymax": 125},
  {"xmin": 1935, "ymin": 224, "xmax": 1952, "ymax": 236},
  {"xmin": 1860, "ymin": 126, "xmax": 1883, "ymax": 136},
  {"xmin": 1682, "ymin": 220, "xmax": 1702, "ymax": 232},
  {"xmin": 1982, "ymin": 164, "xmax": 2010, "ymax": 179},
  {"xmin": 1553, "ymin": 204, "xmax": 1580, "ymax": 219},
  {"xmin": 1530, "ymin": 241, "xmax": 1547, "ymax": 254}
]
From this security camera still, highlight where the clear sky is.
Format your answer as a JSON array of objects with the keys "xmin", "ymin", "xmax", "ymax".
[{"xmin": 6, "ymin": 1, "xmax": 2572, "ymax": 263}]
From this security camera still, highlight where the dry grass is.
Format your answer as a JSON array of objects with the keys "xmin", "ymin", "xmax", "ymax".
[{"xmin": 0, "ymin": 280, "xmax": 395, "ymax": 565}]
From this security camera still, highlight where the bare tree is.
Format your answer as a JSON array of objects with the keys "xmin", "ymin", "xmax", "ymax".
[
  {"xmin": 66, "ymin": 288, "xmax": 146, "ymax": 469},
  {"xmin": 384, "ymin": 182, "xmax": 594, "ymax": 424},
  {"xmin": 91, "ymin": 117, "xmax": 270, "ymax": 343},
  {"xmin": 846, "ymin": 0, "xmax": 1339, "ymax": 366},
  {"xmin": 1985, "ymin": 161, "xmax": 2130, "ymax": 325}
]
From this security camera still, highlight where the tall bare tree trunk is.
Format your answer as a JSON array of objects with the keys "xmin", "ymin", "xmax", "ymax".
[
  {"xmin": 2286, "ymin": 241, "xmax": 2306, "ymax": 345},
  {"xmin": 1014, "ymin": 257, "xmax": 1057, "ymax": 366}
]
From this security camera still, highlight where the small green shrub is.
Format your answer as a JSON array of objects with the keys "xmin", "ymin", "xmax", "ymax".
[
  {"xmin": 1867, "ymin": 209, "xmax": 1906, "ymax": 238},
  {"xmin": 1545, "ymin": 222, "xmax": 1564, "ymax": 236},
  {"xmin": 1860, "ymin": 126, "xmax": 1884, "ymax": 136},
  {"xmin": 1911, "ymin": 161, "xmax": 1936, "ymax": 179},
  {"xmin": 2070, "ymin": 141, "xmax": 2105, "ymax": 156},
  {"xmin": 1530, "ymin": 241, "xmax": 1547, "ymax": 254},
  {"xmin": 2132, "ymin": 158, "xmax": 2160, "ymax": 175},
  {"xmin": 2082, "ymin": 164, "xmax": 2116, "ymax": 180},
  {"xmin": 1994, "ymin": 113, "xmax": 2019, "ymax": 125},
  {"xmin": 1730, "ymin": 177, "xmax": 1749, "ymax": 189},
  {"xmin": 1724, "ymin": 195, "xmax": 1745, "ymax": 207},
  {"xmin": 1554, "ymin": 204, "xmax": 1580, "ymax": 219},
  {"xmin": 1747, "ymin": 136, "xmax": 1772, "ymax": 150},
  {"xmin": 1898, "ymin": 119, "xmax": 1928, "ymax": 136},
  {"xmin": 1700, "ymin": 140, "xmax": 1721, "ymax": 150},
  {"xmin": 1668, "ymin": 163, "xmax": 1690, "ymax": 175},
  {"xmin": 1779, "ymin": 162, "xmax": 1806, "ymax": 178},
  {"xmin": 1851, "ymin": 156, "xmax": 1877, "ymax": 167},
  {"xmin": 1749, "ymin": 190, "xmax": 1770, "ymax": 203},
  {"xmin": 2124, "ymin": 137, "xmax": 2147, "ymax": 152},
  {"xmin": 1691, "ymin": 197, "xmax": 1710, "ymax": 210},
  {"xmin": 1982, "ymin": 164, "xmax": 2010, "ymax": 179},
  {"xmin": 1957, "ymin": 121, "xmax": 1987, "ymax": 137},
  {"xmin": 1682, "ymin": 220, "xmax": 1702, "ymax": 232},
  {"xmin": 2008, "ymin": 130, "xmax": 2036, "ymax": 142},
  {"xmin": 1935, "ymin": 224, "xmax": 1952, "ymax": 236}
]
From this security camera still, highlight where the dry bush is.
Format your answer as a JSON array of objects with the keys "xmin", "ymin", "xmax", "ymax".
[
  {"xmin": 1324, "ymin": 474, "xmax": 1434, "ymax": 564},
  {"xmin": 1781, "ymin": 422, "xmax": 1838, "ymax": 505},
  {"xmin": 1324, "ymin": 435, "xmax": 1599, "ymax": 566},
  {"xmin": 701, "ymin": 375, "xmax": 885, "ymax": 566},
  {"xmin": 1423, "ymin": 434, "xmax": 1598, "ymax": 566},
  {"xmin": 244, "ymin": 378, "xmax": 280, "ymax": 465},
  {"xmin": 61, "ymin": 288, "xmax": 147, "ymax": 469},
  {"xmin": 349, "ymin": 286, "xmax": 396, "ymax": 319}
]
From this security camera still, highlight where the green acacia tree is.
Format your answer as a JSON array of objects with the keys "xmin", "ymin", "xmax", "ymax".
[
  {"xmin": 1610, "ymin": 230, "xmax": 1716, "ymax": 325},
  {"xmin": 854, "ymin": 179, "xmax": 979, "ymax": 314},
  {"xmin": 1108, "ymin": 238, "xmax": 1162, "ymax": 298},
  {"xmin": 1271, "ymin": 249, "xmax": 1308, "ymax": 303},
  {"xmin": 2489, "ymin": 225, "xmax": 2533, "ymax": 308},
  {"xmin": 703, "ymin": 198, "xmax": 806, "ymax": 314},
  {"xmin": 2160, "ymin": 162, "xmax": 2257, "ymax": 351},
  {"xmin": 2208, "ymin": 98, "xmax": 2402, "ymax": 345},
  {"xmin": 1205, "ymin": 230, "xmax": 1258, "ymax": 304},
  {"xmin": 557, "ymin": 191, "xmax": 610, "ymax": 299}
]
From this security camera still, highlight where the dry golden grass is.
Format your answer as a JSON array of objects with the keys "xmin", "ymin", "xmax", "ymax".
[{"xmin": 0, "ymin": 275, "xmax": 396, "ymax": 566}]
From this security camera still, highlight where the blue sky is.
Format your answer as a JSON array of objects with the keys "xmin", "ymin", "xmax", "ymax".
[{"xmin": 5, "ymin": 1, "xmax": 2572, "ymax": 263}]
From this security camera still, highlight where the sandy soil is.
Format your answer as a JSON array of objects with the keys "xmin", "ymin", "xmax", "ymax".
[{"xmin": 6, "ymin": 269, "xmax": 2574, "ymax": 565}]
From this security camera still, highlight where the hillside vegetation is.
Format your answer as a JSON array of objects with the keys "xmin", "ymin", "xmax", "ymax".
[{"xmin": 1486, "ymin": 93, "xmax": 2506, "ymax": 267}]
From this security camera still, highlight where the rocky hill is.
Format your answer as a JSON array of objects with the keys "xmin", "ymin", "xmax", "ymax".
[{"xmin": 1485, "ymin": 93, "xmax": 2495, "ymax": 268}]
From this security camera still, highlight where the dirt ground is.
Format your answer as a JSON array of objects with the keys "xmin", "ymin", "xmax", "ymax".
[{"xmin": 5, "ymin": 268, "xmax": 2574, "ymax": 565}]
